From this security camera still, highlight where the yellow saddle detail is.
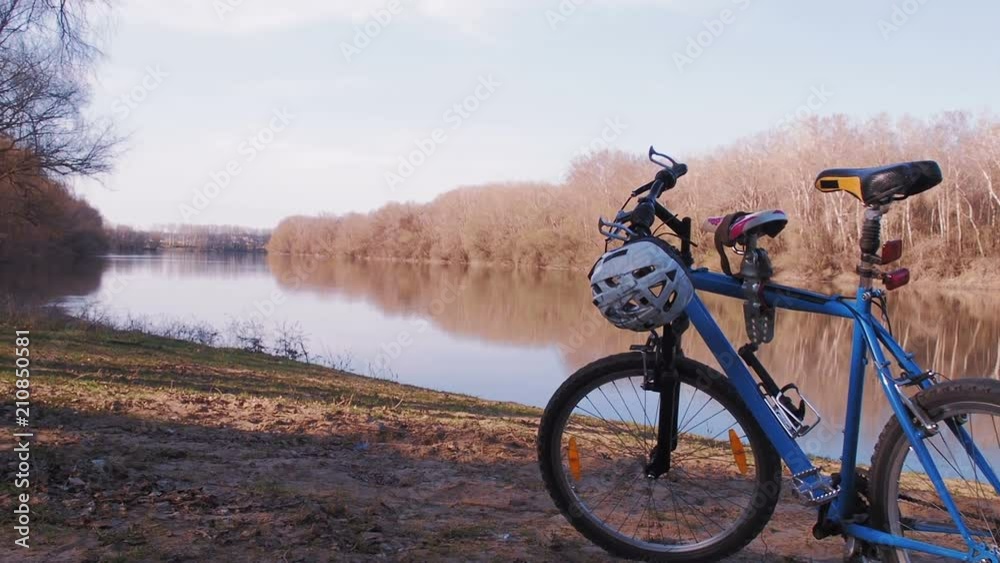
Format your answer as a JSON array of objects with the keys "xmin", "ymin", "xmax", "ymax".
[{"xmin": 815, "ymin": 176, "xmax": 863, "ymax": 201}]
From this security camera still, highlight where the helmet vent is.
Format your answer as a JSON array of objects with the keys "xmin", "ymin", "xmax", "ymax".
[
  {"xmin": 632, "ymin": 265, "xmax": 655, "ymax": 279},
  {"xmin": 663, "ymin": 290, "xmax": 678, "ymax": 311},
  {"xmin": 649, "ymin": 281, "xmax": 666, "ymax": 298},
  {"xmin": 665, "ymin": 269, "xmax": 677, "ymax": 282},
  {"xmin": 605, "ymin": 276, "xmax": 620, "ymax": 288},
  {"xmin": 605, "ymin": 248, "xmax": 629, "ymax": 261}
]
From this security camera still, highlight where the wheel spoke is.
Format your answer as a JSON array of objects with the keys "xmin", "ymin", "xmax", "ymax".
[{"xmin": 871, "ymin": 383, "xmax": 1000, "ymax": 561}]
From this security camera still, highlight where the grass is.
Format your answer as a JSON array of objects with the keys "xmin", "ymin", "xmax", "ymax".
[
  {"xmin": 5, "ymin": 313, "xmax": 990, "ymax": 561},
  {"xmin": 0, "ymin": 319, "xmax": 540, "ymax": 422}
]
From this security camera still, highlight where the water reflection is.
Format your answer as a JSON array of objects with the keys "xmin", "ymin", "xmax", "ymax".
[
  {"xmin": 0, "ymin": 257, "xmax": 106, "ymax": 304},
  {"xmin": 15, "ymin": 251, "xmax": 998, "ymax": 462},
  {"xmin": 268, "ymin": 254, "xmax": 1000, "ymax": 461}
]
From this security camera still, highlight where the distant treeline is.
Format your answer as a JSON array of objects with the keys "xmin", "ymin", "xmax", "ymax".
[
  {"xmin": 269, "ymin": 112, "xmax": 1000, "ymax": 282},
  {"xmin": 107, "ymin": 224, "xmax": 270, "ymax": 253}
]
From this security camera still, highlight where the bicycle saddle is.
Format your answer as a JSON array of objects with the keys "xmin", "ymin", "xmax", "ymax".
[{"xmin": 814, "ymin": 161, "xmax": 942, "ymax": 205}]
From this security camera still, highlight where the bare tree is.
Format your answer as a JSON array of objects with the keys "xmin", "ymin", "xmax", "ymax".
[
  {"xmin": 268, "ymin": 113, "xmax": 1000, "ymax": 282},
  {"xmin": 0, "ymin": 0, "xmax": 116, "ymax": 182},
  {"xmin": 0, "ymin": 0, "xmax": 116, "ymax": 260}
]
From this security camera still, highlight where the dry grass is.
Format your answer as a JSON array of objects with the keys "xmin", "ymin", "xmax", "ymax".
[{"xmin": 0, "ymin": 319, "xmax": 850, "ymax": 561}]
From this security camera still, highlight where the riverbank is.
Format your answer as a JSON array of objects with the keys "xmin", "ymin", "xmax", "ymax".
[{"xmin": 0, "ymin": 319, "xmax": 846, "ymax": 561}]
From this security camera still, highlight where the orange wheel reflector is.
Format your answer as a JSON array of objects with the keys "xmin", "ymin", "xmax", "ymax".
[
  {"xmin": 568, "ymin": 436, "xmax": 582, "ymax": 481},
  {"xmin": 729, "ymin": 429, "xmax": 748, "ymax": 475}
]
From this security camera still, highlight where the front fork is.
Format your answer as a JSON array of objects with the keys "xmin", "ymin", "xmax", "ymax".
[
  {"xmin": 841, "ymin": 293, "xmax": 996, "ymax": 555},
  {"xmin": 648, "ymin": 375, "xmax": 680, "ymax": 477},
  {"xmin": 638, "ymin": 317, "xmax": 686, "ymax": 478}
]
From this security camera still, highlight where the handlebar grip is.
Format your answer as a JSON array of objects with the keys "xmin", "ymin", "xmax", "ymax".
[
  {"xmin": 655, "ymin": 169, "xmax": 677, "ymax": 189},
  {"xmin": 631, "ymin": 162, "xmax": 688, "ymax": 197}
]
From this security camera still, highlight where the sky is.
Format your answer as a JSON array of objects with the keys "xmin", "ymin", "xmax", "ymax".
[{"xmin": 76, "ymin": 0, "xmax": 1000, "ymax": 229}]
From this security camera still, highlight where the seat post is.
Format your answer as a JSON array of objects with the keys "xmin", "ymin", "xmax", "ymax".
[{"xmin": 857, "ymin": 206, "xmax": 885, "ymax": 290}]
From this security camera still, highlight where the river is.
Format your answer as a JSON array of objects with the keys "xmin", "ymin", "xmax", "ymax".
[{"xmin": 25, "ymin": 251, "xmax": 1000, "ymax": 462}]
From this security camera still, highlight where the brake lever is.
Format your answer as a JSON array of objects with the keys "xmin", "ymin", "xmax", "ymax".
[
  {"xmin": 598, "ymin": 217, "xmax": 637, "ymax": 242},
  {"xmin": 631, "ymin": 147, "xmax": 688, "ymax": 197},
  {"xmin": 648, "ymin": 146, "xmax": 680, "ymax": 169}
]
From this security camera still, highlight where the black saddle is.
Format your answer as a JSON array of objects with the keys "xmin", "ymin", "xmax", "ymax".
[{"xmin": 814, "ymin": 161, "xmax": 942, "ymax": 205}]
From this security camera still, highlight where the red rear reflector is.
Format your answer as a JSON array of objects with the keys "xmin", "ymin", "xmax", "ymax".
[
  {"xmin": 883, "ymin": 268, "xmax": 910, "ymax": 290},
  {"xmin": 881, "ymin": 240, "xmax": 903, "ymax": 264}
]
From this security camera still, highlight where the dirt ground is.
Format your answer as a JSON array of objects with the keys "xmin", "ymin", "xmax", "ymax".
[{"xmin": 0, "ymin": 325, "xmax": 849, "ymax": 562}]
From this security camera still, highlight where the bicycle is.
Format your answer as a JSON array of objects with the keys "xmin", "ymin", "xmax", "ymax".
[{"xmin": 537, "ymin": 147, "xmax": 1000, "ymax": 562}]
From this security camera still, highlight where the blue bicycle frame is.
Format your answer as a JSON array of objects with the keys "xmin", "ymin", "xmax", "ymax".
[{"xmin": 685, "ymin": 268, "xmax": 1000, "ymax": 562}]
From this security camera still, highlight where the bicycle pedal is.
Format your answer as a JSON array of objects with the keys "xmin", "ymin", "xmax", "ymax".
[{"xmin": 792, "ymin": 468, "xmax": 839, "ymax": 507}]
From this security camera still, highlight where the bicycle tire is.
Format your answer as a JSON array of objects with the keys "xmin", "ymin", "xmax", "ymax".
[
  {"xmin": 537, "ymin": 352, "xmax": 782, "ymax": 562},
  {"xmin": 869, "ymin": 378, "xmax": 1000, "ymax": 562}
]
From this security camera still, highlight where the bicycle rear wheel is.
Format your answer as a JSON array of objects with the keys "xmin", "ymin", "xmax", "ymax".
[
  {"xmin": 537, "ymin": 353, "xmax": 782, "ymax": 562},
  {"xmin": 869, "ymin": 379, "xmax": 1000, "ymax": 562}
]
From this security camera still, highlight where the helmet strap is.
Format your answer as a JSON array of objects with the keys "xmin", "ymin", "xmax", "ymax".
[{"xmin": 713, "ymin": 212, "xmax": 748, "ymax": 276}]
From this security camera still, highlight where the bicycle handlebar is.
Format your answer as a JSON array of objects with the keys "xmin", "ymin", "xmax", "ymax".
[{"xmin": 628, "ymin": 148, "xmax": 688, "ymax": 234}]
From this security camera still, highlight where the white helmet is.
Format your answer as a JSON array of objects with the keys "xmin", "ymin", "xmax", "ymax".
[{"xmin": 589, "ymin": 238, "xmax": 694, "ymax": 332}]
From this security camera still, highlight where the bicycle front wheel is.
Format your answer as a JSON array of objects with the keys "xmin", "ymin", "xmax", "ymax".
[
  {"xmin": 537, "ymin": 353, "xmax": 782, "ymax": 562},
  {"xmin": 870, "ymin": 379, "xmax": 1000, "ymax": 562}
]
